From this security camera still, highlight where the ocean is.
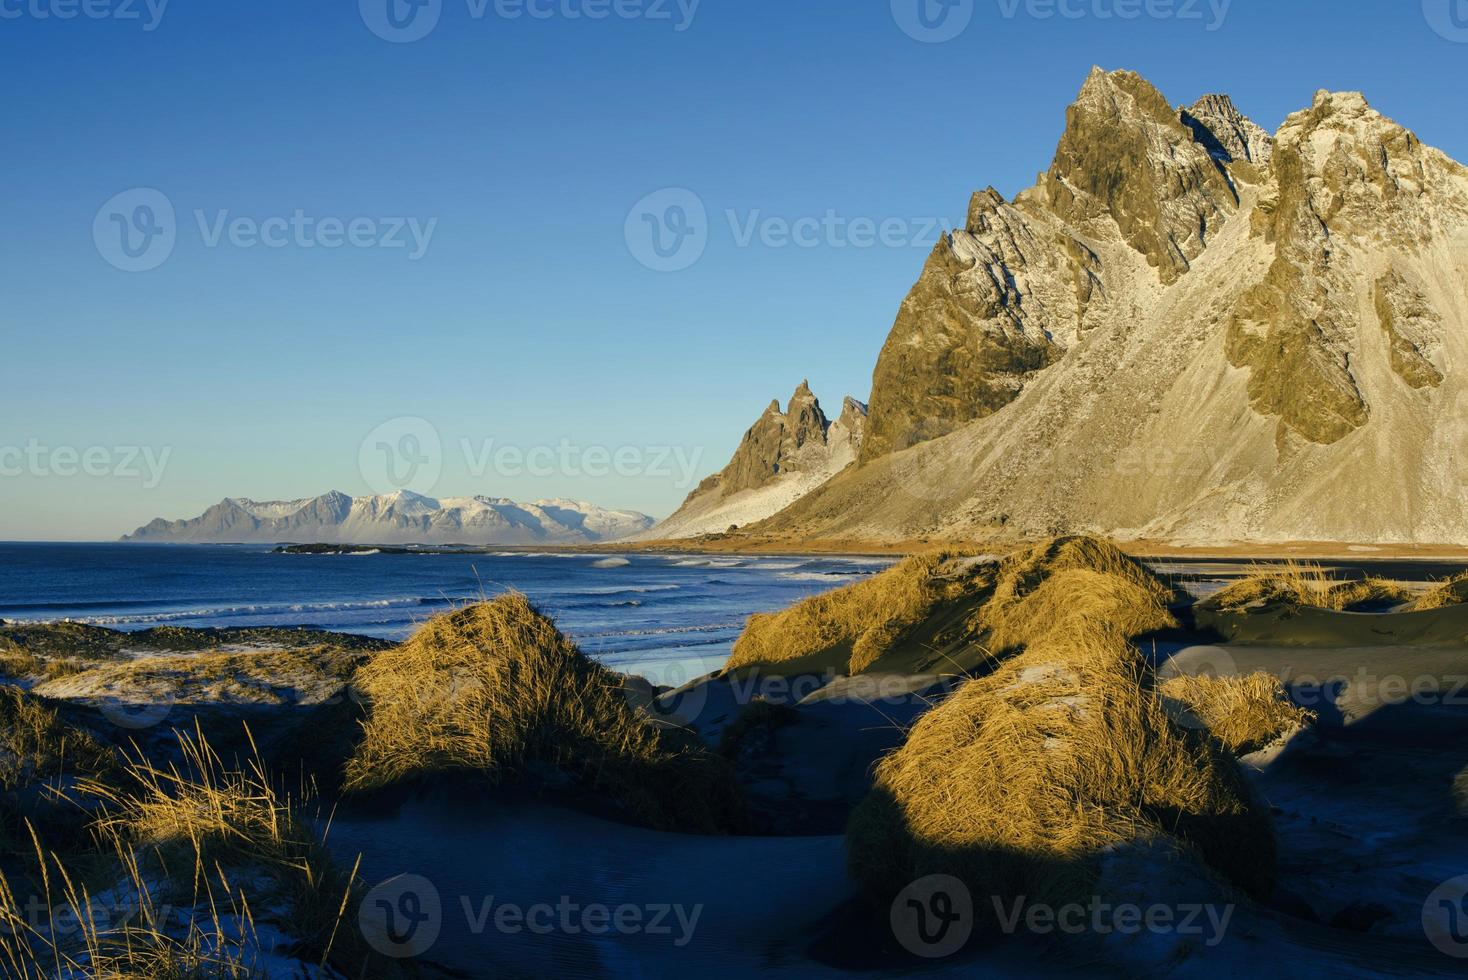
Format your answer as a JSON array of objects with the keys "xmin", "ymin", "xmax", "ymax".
[{"xmin": 0, "ymin": 543, "xmax": 895, "ymax": 687}]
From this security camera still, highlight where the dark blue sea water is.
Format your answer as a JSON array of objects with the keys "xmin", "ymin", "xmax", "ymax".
[{"xmin": 0, "ymin": 543, "xmax": 893, "ymax": 686}]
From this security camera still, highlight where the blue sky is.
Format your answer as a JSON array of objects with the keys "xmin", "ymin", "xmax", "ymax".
[{"xmin": 3, "ymin": 0, "xmax": 1466, "ymax": 539}]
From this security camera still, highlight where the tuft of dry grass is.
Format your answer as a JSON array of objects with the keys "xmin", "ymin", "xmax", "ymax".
[
  {"xmin": 847, "ymin": 541, "xmax": 1271, "ymax": 935},
  {"xmin": 726, "ymin": 535, "xmax": 1174, "ymax": 678},
  {"xmin": 848, "ymin": 622, "xmax": 1273, "ymax": 927},
  {"xmin": 0, "ymin": 650, "xmax": 44, "ymax": 681},
  {"xmin": 0, "ymin": 855, "xmax": 264, "ymax": 980},
  {"xmin": 1407, "ymin": 571, "xmax": 1468, "ymax": 612},
  {"xmin": 1204, "ymin": 561, "xmax": 1333, "ymax": 611},
  {"xmin": 963, "ymin": 536, "xmax": 1177, "ymax": 655},
  {"xmin": 984, "ymin": 537, "xmax": 1176, "ymax": 620},
  {"xmin": 0, "ymin": 687, "xmax": 116, "ymax": 792},
  {"xmin": 344, "ymin": 593, "xmax": 744, "ymax": 833},
  {"xmin": 982, "ymin": 565, "xmax": 1176, "ymax": 651},
  {"xmin": 725, "ymin": 551, "xmax": 995, "ymax": 675},
  {"xmin": 1324, "ymin": 577, "xmax": 1417, "ymax": 611},
  {"xmin": 1160, "ymin": 673, "xmax": 1315, "ymax": 756},
  {"xmin": 1206, "ymin": 562, "xmax": 1414, "ymax": 612},
  {"xmin": 0, "ymin": 726, "xmax": 386, "ymax": 979},
  {"xmin": 84, "ymin": 728, "xmax": 319, "ymax": 877},
  {"xmin": 43, "ymin": 660, "xmax": 94, "ymax": 683}
]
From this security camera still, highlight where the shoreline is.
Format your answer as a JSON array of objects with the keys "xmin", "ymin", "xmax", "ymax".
[
  {"xmin": 601, "ymin": 535, "xmax": 1468, "ymax": 563},
  {"xmin": 18, "ymin": 536, "xmax": 1468, "ymax": 562}
]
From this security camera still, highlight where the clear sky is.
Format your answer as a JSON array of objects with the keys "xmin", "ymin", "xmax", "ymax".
[{"xmin": 3, "ymin": 0, "xmax": 1465, "ymax": 540}]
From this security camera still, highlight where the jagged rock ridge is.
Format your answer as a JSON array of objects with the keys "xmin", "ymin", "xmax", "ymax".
[
  {"xmin": 644, "ymin": 383, "xmax": 866, "ymax": 539},
  {"xmin": 1183, "ymin": 93, "xmax": 1274, "ymax": 166}
]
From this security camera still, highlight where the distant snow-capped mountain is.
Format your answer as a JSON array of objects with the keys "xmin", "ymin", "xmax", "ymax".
[{"xmin": 122, "ymin": 491, "xmax": 657, "ymax": 545}]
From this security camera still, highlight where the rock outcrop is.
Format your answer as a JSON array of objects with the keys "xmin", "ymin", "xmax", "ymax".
[
  {"xmin": 644, "ymin": 384, "xmax": 866, "ymax": 539},
  {"xmin": 1183, "ymin": 93, "xmax": 1274, "ymax": 167},
  {"xmin": 1046, "ymin": 68, "xmax": 1239, "ymax": 286}
]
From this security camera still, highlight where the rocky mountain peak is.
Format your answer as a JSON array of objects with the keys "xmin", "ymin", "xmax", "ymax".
[
  {"xmin": 965, "ymin": 187, "xmax": 1007, "ymax": 231},
  {"xmin": 1074, "ymin": 66, "xmax": 1174, "ymax": 118},
  {"xmin": 862, "ymin": 67, "xmax": 1233, "ymax": 463},
  {"xmin": 1045, "ymin": 67, "xmax": 1238, "ymax": 285},
  {"xmin": 646, "ymin": 384, "xmax": 868, "ymax": 538},
  {"xmin": 1182, "ymin": 93, "xmax": 1274, "ymax": 166},
  {"xmin": 718, "ymin": 382, "xmax": 837, "ymax": 496},
  {"xmin": 1219, "ymin": 87, "xmax": 1468, "ymax": 448},
  {"xmin": 784, "ymin": 379, "xmax": 828, "ymax": 452},
  {"xmin": 861, "ymin": 70, "xmax": 1456, "ymax": 470}
]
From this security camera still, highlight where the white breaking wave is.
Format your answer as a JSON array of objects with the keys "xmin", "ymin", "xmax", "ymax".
[{"xmin": 25, "ymin": 596, "xmax": 440, "ymax": 628}]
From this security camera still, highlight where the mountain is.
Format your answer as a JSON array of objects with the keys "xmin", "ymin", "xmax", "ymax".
[
  {"xmin": 641, "ymin": 382, "xmax": 867, "ymax": 539},
  {"xmin": 123, "ymin": 492, "xmax": 656, "ymax": 545},
  {"xmin": 743, "ymin": 69, "xmax": 1468, "ymax": 546}
]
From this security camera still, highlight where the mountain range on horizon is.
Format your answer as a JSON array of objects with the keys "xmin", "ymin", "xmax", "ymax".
[
  {"xmin": 123, "ymin": 491, "xmax": 656, "ymax": 546},
  {"xmin": 653, "ymin": 66, "xmax": 1468, "ymax": 546}
]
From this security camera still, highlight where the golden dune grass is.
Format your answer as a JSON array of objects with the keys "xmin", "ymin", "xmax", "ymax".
[
  {"xmin": 1, "ymin": 726, "xmax": 380, "ymax": 979},
  {"xmin": 344, "ymin": 593, "xmax": 743, "ymax": 833},
  {"xmin": 1160, "ymin": 673, "xmax": 1315, "ymax": 756},
  {"xmin": 982, "ymin": 537, "xmax": 1176, "ymax": 622},
  {"xmin": 1206, "ymin": 562, "xmax": 1415, "ymax": 612},
  {"xmin": 977, "ymin": 537, "xmax": 1179, "ymax": 654},
  {"xmin": 0, "ymin": 687, "xmax": 115, "ymax": 791},
  {"xmin": 981, "ymin": 565, "xmax": 1176, "ymax": 652},
  {"xmin": 0, "ymin": 650, "xmax": 44, "ymax": 681},
  {"xmin": 32, "ymin": 645, "xmax": 364, "ymax": 707},
  {"xmin": 1407, "ymin": 571, "xmax": 1468, "ymax": 611},
  {"xmin": 725, "ymin": 551, "xmax": 994, "ymax": 675},
  {"xmin": 847, "ymin": 539, "xmax": 1272, "ymax": 930},
  {"xmin": 848, "ymin": 622, "xmax": 1273, "ymax": 923},
  {"xmin": 1324, "ymin": 577, "xmax": 1417, "ymax": 610},
  {"xmin": 727, "ymin": 536, "xmax": 1176, "ymax": 677}
]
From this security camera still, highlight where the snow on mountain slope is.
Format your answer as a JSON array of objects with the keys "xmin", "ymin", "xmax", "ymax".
[{"xmin": 123, "ymin": 493, "xmax": 656, "ymax": 545}]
